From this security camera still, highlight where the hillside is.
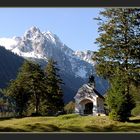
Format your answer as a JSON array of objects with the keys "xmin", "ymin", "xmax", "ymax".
[{"xmin": 0, "ymin": 46, "xmax": 24, "ymax": 88}]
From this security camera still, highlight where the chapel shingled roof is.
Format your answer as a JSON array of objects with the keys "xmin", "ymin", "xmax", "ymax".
[{"xmin": 76, "ymin": 83, "xmax": 104, "ymax": 99}]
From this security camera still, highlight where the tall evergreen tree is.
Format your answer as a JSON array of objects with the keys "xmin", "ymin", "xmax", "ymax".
[
  {"xmin": 6, "ymin": 60, "xmax": 47, "ymax": 116},
  {"xmin": 106, "ymin": 70, "xmax": 135, "ymax": 121},
  {"xmin": 6, "ymin": 79, "xmax": 29, "ymax": 117},
  {"xmin": 93, "ymin": 8, "xmax": 140, "ymax": 121},
  {"xmin": 23, "ymin": 61, "xmax": 47, "ymax": 116},
  {"xmin": 44, "ymin": 58, "xmax": 64, "ymax": 115}
]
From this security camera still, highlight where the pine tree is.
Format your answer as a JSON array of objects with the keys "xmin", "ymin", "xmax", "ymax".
[
  {"xmin": 6, "ymin": 79, "xmax": 29, "ymax": 117},
  {"xmin": 6, "ymin": 60, "xmax": 47, "ymax": 116},
  {"xmin": 44, "ymin": 58, "xmax": 64, "ymax": 115},
  {"xmin": 94, "ymin": 8, "xmax": 140, "ymax": 83},
  {"xmin": 93, "ymin": 8, "xmax": 140, "ymax": 121},
  {"xmin": 19, "ymin": 60, "xmax": 48, "ymax": 116},
  {"xmin": 106, "ymin": 70, "xmax": 135, "ymax": 121}
]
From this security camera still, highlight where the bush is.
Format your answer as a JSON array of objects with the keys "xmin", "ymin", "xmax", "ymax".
[
  {"xmin": 131, "ymin": 105, "xmax": 140, "ymax": 116},
  {"xmin": 64, "ymin": 101, "xmax": 75, "ymax": 114},
  {"xmin": 109, "ymin": 109, "xmax": 121, "ymax": 121}
]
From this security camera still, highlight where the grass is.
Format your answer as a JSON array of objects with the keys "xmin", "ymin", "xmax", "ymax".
[{"xmin": 0, "ymin": 114, "xmax": 140, "ymax": 132}]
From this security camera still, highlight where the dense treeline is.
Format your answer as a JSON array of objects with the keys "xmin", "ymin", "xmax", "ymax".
[{"xmin": 5, "ymin": 59, "xmax": 64, "ymax": 117}]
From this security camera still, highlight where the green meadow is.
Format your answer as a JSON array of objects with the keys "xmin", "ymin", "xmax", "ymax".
[{"xmin": 0, "ymin": 114, "xmax": 140, "ymax": 132}]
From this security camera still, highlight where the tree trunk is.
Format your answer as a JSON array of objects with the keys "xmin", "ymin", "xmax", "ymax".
[{"xmin": 35, "ymin": 93, "xmax": 39, "ymax": 115}]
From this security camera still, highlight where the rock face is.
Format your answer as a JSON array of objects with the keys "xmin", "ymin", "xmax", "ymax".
[{"xmin": 0, "ymin": 26, "xmax": 109, "ymax": 103}]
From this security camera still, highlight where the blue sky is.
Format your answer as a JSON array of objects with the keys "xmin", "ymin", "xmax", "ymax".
[{"xmin": 0, "ymin": 8, "xmax": 102, "ymax": 51}]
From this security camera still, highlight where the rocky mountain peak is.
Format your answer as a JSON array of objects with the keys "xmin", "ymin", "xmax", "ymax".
[{"xmin": 23, "ymin": 26, "xmax": 42, "ymax": 40}]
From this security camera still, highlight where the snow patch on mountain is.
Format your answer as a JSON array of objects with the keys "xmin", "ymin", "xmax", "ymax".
[
  {"xmin": 44, "ymin": 31, "xmax": 56, "ymax": 44},
  {"xmin": 12, "ymin": 48, "xmax": 47, "ymax": 60},
  {"xmin": 74, "ymin": 50, "xmax": 95, "ymax": 65},
  {"xmin": 0, "ymin": 38, "xmax": 18, "ymax": 50}
]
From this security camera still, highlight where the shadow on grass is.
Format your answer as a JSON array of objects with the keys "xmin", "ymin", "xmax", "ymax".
[
  {"xmin": 128, "ymin": 119, "xmax": 140, "ymax": 123},
  {"xmin": 0, "ymin": 123, "xmax": 140, "ymax": 132},
  {"xmin": 0, "ymin": 116, "xmax": 27, "ymax": 121},
  {"xmin": 115, "ymin": 125, "xmax": 140, "ymax": 132},
  {"xmin": 61, "ymin": 126, "xmax": 85, "ymax": 132},
  {"xmin": 85, "ymin": 123, "xmax": 140, "ymax": 132},
  {"xmin": 0, "ymin": 117, "xmax": 14, "ymax": 121},
  {"xmin": 25, "ymin": 123, "xmax": 60, "ymax": 132},
  {"xmin": 0, "ymin": 123, "xmax": 60, "ymax": 132},
  {"xmin": 85, "ymin": 125, "xmax": 107, "ymax": 132},
  {"xmin": 0, "ymin": 127, "xmax": 26, "ymax": 132}
]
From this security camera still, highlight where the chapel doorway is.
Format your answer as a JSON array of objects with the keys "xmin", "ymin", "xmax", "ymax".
[{"xmin": 84, "ymin": 102, "xmax": 93, "ymax": 115}]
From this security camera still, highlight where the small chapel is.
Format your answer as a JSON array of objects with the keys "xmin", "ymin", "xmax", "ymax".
[{"xmin": 74, "ymin": 75, "xmax": 106, "ymax": 116}]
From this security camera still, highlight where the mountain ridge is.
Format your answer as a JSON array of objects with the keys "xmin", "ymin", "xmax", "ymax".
[{"xmin": 0, "ymin": 26, "xmax": 109, "ymax": 103}]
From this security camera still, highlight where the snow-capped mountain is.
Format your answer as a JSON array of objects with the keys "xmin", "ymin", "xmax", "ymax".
[
  {"xmin": 0, "ymin": 26, "xmax": 109, "ymax": 103},
  {"xmin": 0, "ymin": 26, "xmax": 94, "ymax": 78}
]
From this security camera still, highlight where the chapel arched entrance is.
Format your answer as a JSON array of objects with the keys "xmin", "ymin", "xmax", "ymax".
[{"xmin": 79, "ymin": 99, "xmax": 94, "ymax": 115}]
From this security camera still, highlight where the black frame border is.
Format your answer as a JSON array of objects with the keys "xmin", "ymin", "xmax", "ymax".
[{"xmin": 0, "ymin": 0, "xmax": 140, "ymax": 139}]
